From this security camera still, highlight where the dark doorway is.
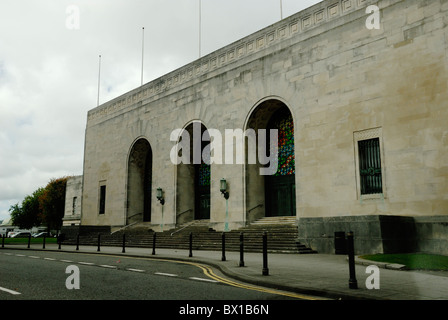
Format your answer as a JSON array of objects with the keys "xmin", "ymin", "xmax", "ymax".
[
  {"xmin": 265, "ymin": 106, "xmax": 296, "ymax": 217},
  {"xmin": 195, "ymin": 161, "xmax": 211, "ymax": 220},
  {"xmin": 127, "ymin": 139, "xmax": 153, "ymax": 224},
  {"xmin": 194, "ymin": 129, "xmax": 211, "ymax": 220}
]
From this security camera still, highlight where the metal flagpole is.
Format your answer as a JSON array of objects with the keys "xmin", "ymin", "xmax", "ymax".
[
  {"xmin": 141, "ymin": 27, "xmax": 145, "ymax": 86},
  {"xmin": 280, "ymin": 0, "xmax": 283, "ymax": 20},
  {"xmin": 199, "ymin": 0, "xmax": 202, "ymax": 58},
  {"xmin": 97, "ymin": 54, "xmax": 101, "ymax": 106}
]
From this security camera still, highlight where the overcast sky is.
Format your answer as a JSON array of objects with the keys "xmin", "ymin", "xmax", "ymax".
[{"xmin": 0, "ymin": 0, "xmax": 321, "ymax": 221}]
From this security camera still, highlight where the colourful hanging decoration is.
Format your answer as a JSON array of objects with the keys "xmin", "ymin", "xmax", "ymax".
[
  {"xmin": 271, "ymin": 113, "xmax": 295, "ymax": 176},
  {"xmin": 199, "ymin": 151, "xmax": 211, "ymax": 186}
]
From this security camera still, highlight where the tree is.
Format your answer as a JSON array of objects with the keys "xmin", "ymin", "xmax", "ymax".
[
  {"xmin": 9, "ymin": 203, "xmax": 24, "ymax": 227},
  {"xmin": 39, "ymin": 177, "xmax": 69, "ymax": 231},
  {"xmin": 9, "ymin": 188, "xmax": 45, "ymax": 229}
]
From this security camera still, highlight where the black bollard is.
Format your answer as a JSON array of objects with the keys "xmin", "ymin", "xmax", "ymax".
[
  {"xmin": 262, "ymin": 231, "xmax": 269, "ymax": 276},
  {"xmin": 43, "ymin": 234, "xmax": 46, "ymax": 249},
  {"xmin": 189, "ymin": 232, "xmax": 193, "ymax": 257},
  {"xmin": 347, "ymin": 231, "xmax": 358, "ymax": 289},
  {"xmin": 97, "ymin": 233, "xmax": 101, "ymax": 252},
  {"xmin": 239, "ymin": 232, "xmax": 244, "ymax": 267},
  {"xmin": 76, "ymin": 234, "xmax": 79, "ymax": 251},
  {"xmin": 58, "ymin": 234, "xmax": 61, "ymax": 250},
  {"xmin": 2, "ymin": 234, "xmax": 4, "ymax": 248},
  {"xmin": 152, "ymin": 232, "xmax": 156, "ymax": 255},
  {"xmin": 122, "ymin": 233, "xmax": 126, "ymax": 253},
  {"xmin": 221, "ymin": 232, "xmax": 226, "ymax": 261},
  {"xmin": 27, "ymin": 234, "xmax": 31, "ymax": 249}
]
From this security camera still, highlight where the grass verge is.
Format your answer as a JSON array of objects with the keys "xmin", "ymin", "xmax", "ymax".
[
  {"xmin": 2, "ymin": 237, "xmax": 58, "ymax": 244},
  {"xmin": 360, "ymin": 253, "xmax": 448, "ymax": 271}
]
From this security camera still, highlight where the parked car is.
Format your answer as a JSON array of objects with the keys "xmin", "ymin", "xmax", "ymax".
[
  {"xmin": 33, "ymin": 232, "xmax": 50, "ymax": 238},
  {"xmin": 11, "ymin": 232, "xmax": 32, "ymax": 238}
]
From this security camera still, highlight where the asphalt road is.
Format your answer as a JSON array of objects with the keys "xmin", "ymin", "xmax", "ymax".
[{"xmin": 0, "ymin": 249, "xmax": 299, "ymax": 301}]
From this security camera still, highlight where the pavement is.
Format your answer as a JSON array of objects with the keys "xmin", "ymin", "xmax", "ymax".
[{"xmin": 2, "ymin": 242, "xmax": 448, "ymax": 300}]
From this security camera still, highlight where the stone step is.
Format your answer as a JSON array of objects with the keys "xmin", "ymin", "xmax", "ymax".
[
  {"xmin": 64, "ymin": 216, "xmax": 316, "ymax": 254},
  {"xmin": 249, "ymin": 216, "xmax": 297, "ymax": 226}
]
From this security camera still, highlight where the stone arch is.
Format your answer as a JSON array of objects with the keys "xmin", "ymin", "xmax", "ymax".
[
  {"xmin": 126, "ymin": 137, "xmax": 153, "ymax": 224},
  {"xmin": 175, "ymin": 121, "xmax": 211, "ymax": 225},
  {"xmin": 244, "ymin": 98, "xmax": 296, "ymax": 223}
]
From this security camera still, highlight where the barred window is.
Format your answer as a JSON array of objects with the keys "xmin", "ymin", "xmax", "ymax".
[
  {"xmin": 72, "ymin": 197, "xmax": 77, "ymax": 215},
  {"xmin": 99, "ymin": 185, "xmax": 106, "ymax": 214},
  {"xmin": 358, "ymin": 138, "xmax": 382, "ymax": 195}
]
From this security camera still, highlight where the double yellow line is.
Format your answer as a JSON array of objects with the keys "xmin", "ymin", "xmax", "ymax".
[
  {"xmin": 148, "ymin": 257, "xmax": 326, "ymax": 300},
  {"xmin": 57, "ymin": 251, "xmax": 327, "ymax": 300}
]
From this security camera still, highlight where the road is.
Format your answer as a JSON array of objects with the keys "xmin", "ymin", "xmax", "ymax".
[{"xmin": 0, "ymin": 249, "xmax": 301, "ymax": 301}]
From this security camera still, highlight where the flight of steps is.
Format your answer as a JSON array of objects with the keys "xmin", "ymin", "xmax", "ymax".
[{"xmin": 64, "ymin": 217, "xmax": 316, "ymax": 254}]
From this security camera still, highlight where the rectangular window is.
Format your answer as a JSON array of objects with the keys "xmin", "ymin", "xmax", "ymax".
[
  {"xmin": 358, "ymin": 138, "xmax": 382, "ymax": 195},
  {"xmin": 99, "ymin": 185, "xmax": 106, "ymax": 214},
  {"xmin": 72, "ymin": 197, "xmax": 77, "ymax": 215}
]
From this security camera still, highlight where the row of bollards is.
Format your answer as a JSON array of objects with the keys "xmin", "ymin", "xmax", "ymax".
[
  {"xmin": 220, "ymin": 231, "xmax": 268, "ymax": 275},
  {"xmin": 0, "ymin": 230, "xmax": 270, "ymax": 275},
  {"xmin": 347, "ymin": 231, "xmax": 358, "ymax": 289},
  {"xmin": 2, "ymin": 230, "xmax": 357, "ymax": 285}
]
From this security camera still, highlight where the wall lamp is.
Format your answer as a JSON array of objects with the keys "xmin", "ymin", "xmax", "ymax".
[
  {"xmin": 156, "ymin": 187, "xmax": 165, "ymax": 205},
  {"xmin": 220, "ymin": 178, "xmax": 229, "ymax": 200}
]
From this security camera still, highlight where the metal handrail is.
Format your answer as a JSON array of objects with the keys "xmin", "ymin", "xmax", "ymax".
[
  {"xmin": 247, "ymin": 204, "xmax": 263, "ymax": 214},
  {"xmin": 110, "ymin": 222, "xmax": 138, "ymax": 235},
  {"xmin": 171, "ymin": 220, "xmax": 195, "ymax": 236}
]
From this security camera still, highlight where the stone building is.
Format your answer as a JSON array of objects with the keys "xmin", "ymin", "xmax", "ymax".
[
  {"xmin": 65, "ymin": 0, "xmax": 448, "ymax": 254},
  {"xmin": 62, "ymin": 175, "xmax": 82, "ymax": 227}
]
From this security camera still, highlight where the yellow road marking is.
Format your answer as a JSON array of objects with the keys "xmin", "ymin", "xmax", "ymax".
[{"xmin": 7, "ymin": 250, "xmax": 329, "ymax": 300}]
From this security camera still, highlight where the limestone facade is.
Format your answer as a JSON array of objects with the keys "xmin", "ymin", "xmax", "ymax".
[
  {"xmin": 75, "ymin": 0, "xmax": 448, "ymax": 254},
  {"xmin": 62, "ymin": 175, "xmax": 83, "ymax": 226}
]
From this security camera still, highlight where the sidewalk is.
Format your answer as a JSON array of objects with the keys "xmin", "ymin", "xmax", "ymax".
[{"xmin": 3, "ymin": 242, "xmax": 448, "ymax": 300}]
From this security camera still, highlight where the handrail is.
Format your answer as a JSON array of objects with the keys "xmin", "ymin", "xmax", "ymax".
[
  {"xmin": 171, "ymin": 220, "xmax": 195, "ymax": 236},
  {"xmin": 245, "ymin": 204, "xmax": 263, "ymax": 226},
  {"xmin": 247, "ymin": 204, "xmax": 263, "ymax": 214},
  {"xmin": 110, "ymin": 222, "xmax": 138, "ymax": 235},
  {"xmin": 177, "ymin": 208, "xmax": 192, "ymax": 219},
  {"xmin": 127, "ymin": 212, "xmax": 143, "ymax": 219}
]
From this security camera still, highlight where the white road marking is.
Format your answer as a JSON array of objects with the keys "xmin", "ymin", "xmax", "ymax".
[
  {"xmin": 28, "ymin": 256, "xmax": 40, "ymax": 259},
  {"xmin": 126, "ymin": 268, "xmax": 145, "ymax": 273},
  {"xmin": 60, "ymin": 260, "xmax": 73, "ymax": 263},
  {"xmin": 155, "ymin": 272, "xmax": 178, "ymax": 277},
  {"xmin": 15, "ymin": 254, "xmax": 25, "ymax": 257},
  {"xmin": 99, "ymin": 264, "xmax": 116, "ymax": 269},
  {"xmin": 0, "ymin": 286, "xmax": 21, "ymax": 295},
  {"xmin": 189, "ymin": 277, "xmax": 219, "ymax": 283},
  {"xmin": 44, "ymin": 258, "xmax": 56, "ymax": 261},
  {"xmin": 78, "ymin": 262, "xmax": 95, "ymax": 265}
]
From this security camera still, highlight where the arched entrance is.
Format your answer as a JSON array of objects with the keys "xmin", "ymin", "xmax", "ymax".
[
  {"xmin": 245, "ymin": 99, "xmax": 296, "ymax": 222},
  {"xmin": 127, "ymin": 138, "xmax": 153, "ymax": 224},
  {"xmin": 176, "ymin": 122, "xmax": 211, "ymax": 224}
]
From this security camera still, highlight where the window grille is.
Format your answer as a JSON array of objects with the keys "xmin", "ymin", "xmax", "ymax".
[
  {"xmin": 358, "ymin": 138, "xmax": 382, "ymax": 195},
  {"xmin": 99, "ymin": 185, "xmax": 106, "ymax": 214}
]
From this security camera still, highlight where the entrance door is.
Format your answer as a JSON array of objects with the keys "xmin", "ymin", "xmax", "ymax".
[
  {"xmin": 266, "ymin": 175, "xmax": 295, "ymax": 216},
  {"xmin": 265, "ymin": 106, "xmax": 296, "ymax": 217},
  {"xmin": 195, "ymin": 162, "xmax": 210, "ymax": 219}
]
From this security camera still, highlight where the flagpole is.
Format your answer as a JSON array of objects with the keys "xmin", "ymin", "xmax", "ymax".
[
  {"xmin": 97, "ymin": 54, "xmax": 101, "ymax": 107},
  {"xmin": 199, "ymin": 0, "xmax": 202, "ymax": 58},
  {"xmin": 280, "ymin": 0, "xmax": 283, "ymax": 20},
  {"xmin": 141, "ymin": 27, "xmax": 145, "ymax": 86}
]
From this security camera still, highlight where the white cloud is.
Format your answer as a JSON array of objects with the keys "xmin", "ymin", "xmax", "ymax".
[{"xmin": 0, "ymin": 0, "xmax": 321, "ymax": 221}]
